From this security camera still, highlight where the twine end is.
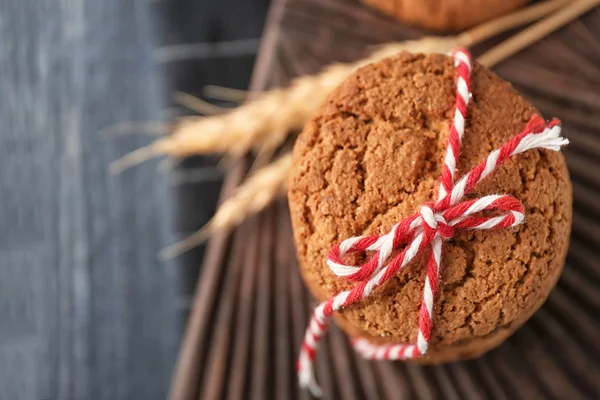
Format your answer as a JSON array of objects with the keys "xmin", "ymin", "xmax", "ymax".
[{"xmin": 299, "ymin": 369, "xmax": 323, "ymax": 398}]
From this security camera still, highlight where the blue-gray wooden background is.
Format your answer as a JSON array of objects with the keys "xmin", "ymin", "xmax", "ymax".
[{"xmin": 0, "ymin": 0, "xmax": 268, "ymax": 398}]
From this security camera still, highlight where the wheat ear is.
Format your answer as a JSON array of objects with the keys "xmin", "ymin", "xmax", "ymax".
[{"xmin": 110, "ymin": 0, "xmax": 567, "ymax": 174}]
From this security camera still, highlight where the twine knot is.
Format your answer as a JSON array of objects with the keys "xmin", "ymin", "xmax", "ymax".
[
  {"xmin": 420, "ymin": 204, "xmax": 454, "ymax": 239},
  {"xmin": 297, "ymin": 49, "xmax": 569, "ymax": 397}
]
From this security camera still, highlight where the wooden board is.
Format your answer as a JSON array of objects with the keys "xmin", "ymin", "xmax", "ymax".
[
  {"xmin": 151, "ymin": 0, "xmax": 270, "ymax": 325},
  {"xmin": 171, "ymin": 0, "xmax": 600, "ymax": 399},
  {"xmin": 0, "ymin": 1, "xmax": 180, "ymax": 399}
]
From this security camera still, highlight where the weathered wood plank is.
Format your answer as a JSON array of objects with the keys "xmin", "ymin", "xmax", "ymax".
[{"xmin": 0, "ymin": 0, "xmax": 179, "ymax": 399}]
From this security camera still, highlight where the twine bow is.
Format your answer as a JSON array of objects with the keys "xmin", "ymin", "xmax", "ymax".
[{"xmin": 297, "ymin": 49, "xmax": 569, "ymax": 396}]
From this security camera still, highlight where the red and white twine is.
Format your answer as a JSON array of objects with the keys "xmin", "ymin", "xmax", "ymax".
[{"xmin": 297, "ymin": 49, "xmax": 569, "ymax": 396}]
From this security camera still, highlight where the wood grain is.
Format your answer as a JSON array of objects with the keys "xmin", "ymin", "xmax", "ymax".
[
  {"xmin": 0, "ymin": 1, "xmax": 181, "ymax": 399},
  {"xmin": 172, "ymin": 0, "xmax": 600, "ymax": 399}
]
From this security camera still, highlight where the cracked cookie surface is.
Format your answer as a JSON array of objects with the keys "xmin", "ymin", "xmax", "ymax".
[{"xmin": 288, "ymin": 52, "xmax": 572, "ymax": 363}]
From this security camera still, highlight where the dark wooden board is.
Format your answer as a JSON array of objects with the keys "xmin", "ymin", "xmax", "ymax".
[
  {"xmin": 150, "ymin": 0, "xmax": 271, "ymax": 324},
  {"xmin": 0, "ymin": 1, "xmax": 180, "ymax": 399},
  {"xmin": 171, "ymin": 0, "xmax": 600, "ymax": 399}
]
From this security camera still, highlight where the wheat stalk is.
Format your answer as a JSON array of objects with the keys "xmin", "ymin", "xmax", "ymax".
[
  {"xmin": 110, "ymin": 40, "xmax": 456, "ymax": 174},
  {"xmin": 160, "ymin": 0, "xmax": 589, "ymax": 258},
  {"xmin": 478, "ymin": 0, "xmax": 600, "ymax": 66},
  {"xmin": 110, "ymin": 0, "xmax": 569, "ymax": 175}
]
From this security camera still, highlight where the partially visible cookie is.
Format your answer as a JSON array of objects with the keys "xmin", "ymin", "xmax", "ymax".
[
  {"xmin": 288, "ymin": 52, "xmax": 572, "ymax": 363},
  {"xmin": 361, "ymin": 0, "xmax": 531, "ymax": 31}
]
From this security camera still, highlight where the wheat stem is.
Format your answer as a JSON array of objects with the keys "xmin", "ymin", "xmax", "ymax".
[
  {"xmin": 457, "ymin": 0, "xmax": 571, "ymax": 47},
  {"xmin": 160, "ymin": 153, "xmax": 292, "ymax": 259},
  {"xmin": 479, "ymin": 0, "xmax": 600, "ymax": 67},
  {"xmin": 110, "ymin": 144, "xmax": 161, "ymax": 174},
  {"xmin": 203, "ymin": 85, "xmax": 250, "ymax": 103},
  {"xmin": 174, "ymin": 91, "xmax": 228, "ymax": 115}
]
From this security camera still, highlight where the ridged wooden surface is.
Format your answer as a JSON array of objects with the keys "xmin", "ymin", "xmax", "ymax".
[{"xmin": 171, "ymin": 0, "xmax": 600, "ymax": 399}]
